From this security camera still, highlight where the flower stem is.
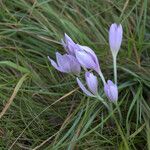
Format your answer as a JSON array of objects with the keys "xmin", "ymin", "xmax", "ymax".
[
  {"xmin": 98, "ymin": 71, "xmax": 106, "ymax": 85},
  {"xmin": 113, "ymin": 55, "xmax": 117, "ymax": 85},
  {"xmin": 97, "ymin": 95, "xmax": 109, "ymax": 110}
]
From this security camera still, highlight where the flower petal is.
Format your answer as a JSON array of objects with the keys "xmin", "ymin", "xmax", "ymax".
[
  {"xmin": 116, "ymin": 24, "xmax": 123, "ymax": 52},
  {"xmin": 104, "ymin": 80, "xmax": 118, "ymax": 102},
  {"xmin": 62, "ymin": 34, "xmax": 78, "ymax": 56},
  {"xmin": 77, "ymin": 78, "xmax": 94, "ymax": 97},
  {"xmin": 109, "ymin": 24, "xmax": 117, "ymax": 52},
  {"xmin": 60, "ymin": 55, "xmax": 72, "ymax": 73},
  {"xmin": 67, "ymin": 55, "xmax": 81, "ymax": 75},
  {"xmin": 85, "ymin": 72, "xmax": 98, "ymax": 95},
  {"xmin": 64, "ymin": 33, "xmax": 74, "ymax": 44},
  {"xmin": 107, "ymin": 80, "xmax": 114, "ymax": 86},
  {"xmin": 109, "ymin": 84, "xmax": 118, "ymax": 101},
  {"xmin": 75, "ymin": 50, "xmax": 96, "ymax": 70},
  {"xmin": 56, "ymin": 52, "xmax": 64, "ymax": 67},
  {"xmin": 109, "ymin": 23, "xmax": 123, "ymax": 56},
  {"xmin": 48, "ymin": 56, "xmax": 63, "ymax": 72},
  {"xmin": 77, "ymin": 45, "xmax": 100, "ymax": 73}
]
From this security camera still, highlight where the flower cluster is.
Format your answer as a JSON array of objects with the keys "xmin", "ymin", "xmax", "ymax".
[{"xmin": 48, "ymin": 23, "xmax": 123, "ymax": 105}]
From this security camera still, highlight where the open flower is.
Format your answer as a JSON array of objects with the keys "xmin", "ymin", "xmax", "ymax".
[
  {"xmin": 61, "ymin": 34, "xmax": 101, "ymax": 74},
  {"xmin": 75, "ymin": 45, "xmax": 101, "ymax": 73},
  {"xmin": 104, "ymin": 80, "xmax": 118, "ymax": 102},
  {"xmin": 48, "ymin": 52, "xmax": 81, "ymax": 75},
  {"xmin": 61, "ymin": 33, "xmax": 79, "ymax": 56},
  {"xmin": 109, "ymin": 23, "xmax": 123, "ymax": 56},
  {"xmin": 77, "ymin": 72, "xmax": 98, "ymax": 97}
]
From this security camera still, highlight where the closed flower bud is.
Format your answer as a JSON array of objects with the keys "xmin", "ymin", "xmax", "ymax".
[
  {"xmin": 109, "ymin": 23, "xmax": 123, "ymax": 56},
  {"xmin": 77, "ymin": 72, "xmax": 98, "ymax": 97},
  {"xmin": 48, "ymin": 52, "xmax": 81, "ymax": 75},
  {"xmin": 104, "ymin": 80, "xmax": 118, "ymax": 102}
]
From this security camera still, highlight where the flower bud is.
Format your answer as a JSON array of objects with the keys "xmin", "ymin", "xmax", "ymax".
[
  {"xmin": 109, "ymin": 23, "xmax": 123, "ymax": 56},
  {"xmin": 77, "ymin": 72, "xmax": 98, "ymax": 97},
  {"xmin": 104, "ymin": 80, "xmax": 118, "ymax": 102}
]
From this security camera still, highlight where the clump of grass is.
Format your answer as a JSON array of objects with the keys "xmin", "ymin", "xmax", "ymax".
[{"xmin": 0, "ymin": 0, "xmax": 150, "ymax": 149}]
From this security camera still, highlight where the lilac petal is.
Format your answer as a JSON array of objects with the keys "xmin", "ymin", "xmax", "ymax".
[
  {"xmin": 60, "ymin": 55, "xmax": 71, "ymax": 73},
  {"xmin": 56, "ymin": 52, "xmax": 64, "ymax": 67},
  {"xmin": 85, "ymin": 72, "xmax": 98, "ymax": 95},
  {"xmin": 67, "ymin": 55, "xmax": 81, "ymax": 75},
  {"xmin": 104, "ymin": 80, "xmax": 118, "ymax": 102},
  {"xmin": 107, "ymin": 80, "xmax": 114, "ymax": 86},
  {"xmin": 104, "ymin": 84, "xmax": 113, "ymax": 101},
  {"xmin": 64, "ymin": 33, "xmax": 74, "ymax": 44},
  {"xmin": 55, "ymin": 52, "xmax": 70, "ymax": 73},
  {"xmin": 77, "ymin": 78, "xmax": 94, "ymax": 97},
  {"xmin": 79, "ymin": 45, "xmax": 99, "ymax": 64},
  {"xmin": 75, "ymin": 50, "xmax": 96, "ymax": 70},
  {"xmin": 77, "ymin": 45, "xmax": 100, "ymax": 73},
  {"xmin": 116, "ymin": 24, "xmax": 123, "ymax": 51},
  {"xmin": 48, "ymin": 56, "xmax": 63, "ymax": 72},
  {"xmin": 109, "ymin": 24, "xmax": 117, "ymax": 53},
  {"xmin": 63, "ymin": 34, "xmax": 77, "ymax": 55},
  {"xmin": 109, "ymin": 84, "xmax": 118, "ymax": 101},
  {"xmin": 104, "ymin": 84, "xmax": 109, "ymax": 96}
]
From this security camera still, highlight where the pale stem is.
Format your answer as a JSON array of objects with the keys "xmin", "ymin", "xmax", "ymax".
[
  {"xmin": 97, "ymin": 95, "xmax": 109, "ymax": 110},
  {"xmin": 113, "ymin": 55, "xmax": 117, "ymax": 85},
  {"xmin": 98, "ymin": 71, "xmax": 106, "ymax": 85}
]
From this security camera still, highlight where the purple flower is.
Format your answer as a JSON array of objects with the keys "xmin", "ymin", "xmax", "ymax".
[
  {"xmin": 109, "ymin": 23, "xmax": 123, "ymax": 56},
  {"xmin": 77, "ymin": 72, "xmax": 98, "ymax": 97},
  {"xmin": 48, "ymin": 52, "xmax": 81, "ymax": 75},
  {"xmin": 104, "ymin": 80, "xmax": 118, "ymax": 102},
  {"xmin": 61, "ymin": 33, "xmax": 79, "ymax": 56},
  {"xmin": 61, "ymin": 34, "xmax": 101, "ymax": 74},
  {"xmin": 75, "ymin": 45, "xmax": 101, "ymax": 73}
]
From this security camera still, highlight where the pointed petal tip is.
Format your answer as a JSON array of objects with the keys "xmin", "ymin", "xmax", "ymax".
[
  {"xmin": 64, "ymin": 33, "xmax": 71, "ymax": 40},
  {"xmin": 64, "ymin": 33, "xmax": 68, "ymax": 37}
]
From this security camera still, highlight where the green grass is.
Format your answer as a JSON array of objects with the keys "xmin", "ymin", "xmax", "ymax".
[{"xmin": 0, "ymin": 0, "xmax": 150, "ymax": 149}]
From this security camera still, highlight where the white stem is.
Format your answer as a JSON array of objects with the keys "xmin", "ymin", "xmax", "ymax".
[
  {"xmin": 113, "ymin": 55, "xmax": 117, "ymax": 85},
  {"xmin": 98, "ymin": 71, "xmax": 106, "ymax": 85}
]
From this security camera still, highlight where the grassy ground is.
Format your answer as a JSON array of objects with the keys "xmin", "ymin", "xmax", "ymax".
[{"xmin": 0, "ymin": 0, "xmax": 150, "ymax": 149}]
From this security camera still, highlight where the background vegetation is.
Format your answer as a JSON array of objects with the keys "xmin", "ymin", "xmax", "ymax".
[{"xmin": 0, "ymin": 0, "xmax": 150, "ymax": 149}]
